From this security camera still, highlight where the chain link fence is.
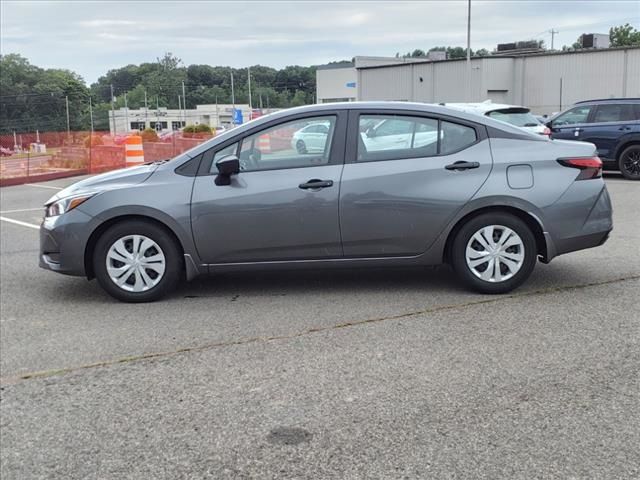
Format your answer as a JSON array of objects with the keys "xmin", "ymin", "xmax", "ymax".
[{"xmin": 0, "ymin": 130, "xmax": 215, "ymax": 186}]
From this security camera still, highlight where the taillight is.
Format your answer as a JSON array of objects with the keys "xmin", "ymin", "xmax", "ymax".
[
  {"xmin": 542, "ymin": 127, "xmax": 551, "ymax": 136},
  {"xmin": 557, "ymin": 156, "xmax": 602, "ymax": 179}
]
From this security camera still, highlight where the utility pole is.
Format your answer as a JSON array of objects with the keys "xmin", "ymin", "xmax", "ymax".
[
  {"xmin": 124, "ymin": 92, "xmax": 129, "ymax": 132},
  {"xmin": 215, "ymin": 94, "xmax": 219, "ymax": 128},
  {"xmin": 247, "ymin": 66, "xmax": 253, "ymax": 120},
  {"xmin": 549, "ymin": 29, "xmax": 559, "ymax": 50},
  {"xmin": 110, "ymin": 84, "xmax": 116, "ymax": 135},
  {"xmin": 466, "ymin": 0, "xmax": 472, "ymax": 101},
  {"xmin": 89, "ymin": 96, "xmax": 94, "ymax": 133},
  {"xmin": 178, "ymin": 95, "xmax": 182, "ymax": 127},
  {"xmin": 230, "ymin": 71, "xmax": 235, "ymax": 107},
  {"xmin": 144, "ymin": 89, "xmax": 148, "ymax": 127},
  {"xmin": 181, "ymin": 80, "xmax": 187, "ymax": 127},
  {"xmin": 65, "ymin": 95, "xmax": 71, "ymax": 138}
]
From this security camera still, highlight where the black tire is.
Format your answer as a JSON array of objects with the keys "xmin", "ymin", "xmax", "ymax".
[
  {"xmin": 618, "ymin": 144, "xmax": 640, "ymax": 180},
  {"xmin": 451, "ymin": 213, "xmax": 537, "ymax": 294},
  {"xmin": 93, "ymin": 220, "xmax": 182, "ymax": 302},
  {"xmin": 296, "ymin": 140, "xmax": 307, "ymax": 154}
]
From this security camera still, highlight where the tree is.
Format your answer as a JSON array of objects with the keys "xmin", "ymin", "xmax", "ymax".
[
  {"xmin": 474, "ymin": 48, "xmax": 490, "ymax": 57},
  {"xmin": 609, "ymin": 23, "xmax": 640, "ymax": 47},
  {"xmin": 0, "ymin": 54, "xmax": 90, "ymax": 133}
]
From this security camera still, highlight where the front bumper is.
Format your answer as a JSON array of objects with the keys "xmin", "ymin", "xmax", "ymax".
[{"xmin": 39, "ymin": 208, "xmax": 94, "ymax": 277}]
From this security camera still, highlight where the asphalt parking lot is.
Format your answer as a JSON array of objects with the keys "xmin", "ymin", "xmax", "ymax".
[{"xmin": 1, "ymin": 173, "xmax": 638, "ymax": 479}]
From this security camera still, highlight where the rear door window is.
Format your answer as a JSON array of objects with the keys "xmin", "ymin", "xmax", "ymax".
[
  {"xmin": 358, "ymin": 115, "xmax": 438, "ymax": 161},
  {"xmin": 356, "ymin": 114, "xmax": 477, "ymax": 161},
  {"xmin": 592, "ymin": 104, "xmax": 636, "ymax": 123}
]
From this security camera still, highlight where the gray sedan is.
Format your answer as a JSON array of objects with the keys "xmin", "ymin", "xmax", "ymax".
[{"xmin": 40, "ymin": 102, "xmax": 613, "ymax": 302}]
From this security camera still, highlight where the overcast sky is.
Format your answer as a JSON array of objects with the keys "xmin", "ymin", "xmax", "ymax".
[{"xmin": 1, "ymin": 0, "xmax": 638, "ymax": 84}]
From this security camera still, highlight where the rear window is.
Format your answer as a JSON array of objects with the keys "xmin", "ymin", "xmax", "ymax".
[{"xmin": 487, "ymin": 108, "xmax": 541, "ymax": 127}]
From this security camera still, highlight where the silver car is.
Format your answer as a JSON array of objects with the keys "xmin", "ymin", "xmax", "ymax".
[{"xmin": 40, "ymin": 102, "xmax": 613, "ymax": 302}]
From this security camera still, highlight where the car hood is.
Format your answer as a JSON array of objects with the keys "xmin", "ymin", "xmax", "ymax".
[{"xmin": 45, "ymin": 164, "xmax": 158, "ymax": 205}]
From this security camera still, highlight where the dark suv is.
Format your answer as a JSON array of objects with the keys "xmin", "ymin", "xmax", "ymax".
[{"xmin": 547, "ymin": 98, "xmax": 640, "ymax": 180}]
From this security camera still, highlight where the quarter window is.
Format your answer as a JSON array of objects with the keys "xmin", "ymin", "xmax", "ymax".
[
  {"xmin": 440, "ymin": 121, "xmax": 477, "ymax": 155},
  {"xmin": 238, "ymin": 116, "xmax": 336, "ymax": 171}
]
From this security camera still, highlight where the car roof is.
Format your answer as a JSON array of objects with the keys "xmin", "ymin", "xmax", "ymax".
[
  {"xmin": 253, "ymin": 101, "xmax": 531, "ymax": 131},
  {"xmin": 438, "ymin": 102, "xmax": 532, "ymax": 114},
  {"xmin": 574, "ymin": 98, "xmax": 640, "ymax": 105}
]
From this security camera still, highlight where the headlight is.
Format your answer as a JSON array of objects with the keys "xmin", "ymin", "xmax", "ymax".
[{"xmin": 45, "ymin": 193, "xmax": 95, "ymax": 218}]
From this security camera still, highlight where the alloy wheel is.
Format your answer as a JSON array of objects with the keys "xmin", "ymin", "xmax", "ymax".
[
  {"xmin": 622, "ymin": 149, "xmax": 640, "ymax": 178},
  {"xmin": 105, "ymin": 234, "xmax": 166, "ymax": 292},
  {"xmin": 465, "ymin": 225, "xmax": 525, "ymax": 283}
]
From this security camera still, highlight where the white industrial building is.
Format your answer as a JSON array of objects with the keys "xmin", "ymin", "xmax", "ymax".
[
  {"xmin": 316, "ymin": 55, "xmax": 439, "ymax": 103},
  {"xmin": 318, "ymin": 47, "xmax": 640, "ymax": 115},
  {"xmin": 108, "ymin": 104, "xmax": 252, "ymax": 135}
]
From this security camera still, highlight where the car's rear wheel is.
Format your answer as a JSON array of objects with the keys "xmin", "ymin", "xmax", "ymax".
[
  {"xmin": 296, "ymin": 140, "xmax": 307, "ymax": 154},
  {"xmin": 451, "ymin": 213, "xmax": 537, "ymax": 294},
  {"xmin": 93, "ymin": 220, "xmax": 182, "ymax": 302},
  {"xmin": 618, "ymin": 144, "xmax": 640, "ymax": 180}
]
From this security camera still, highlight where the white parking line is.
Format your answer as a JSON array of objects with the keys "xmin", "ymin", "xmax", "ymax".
[
  {"xmin": 24, "ymin": 184, "xmax": 63, "ymax": 190},
  {"xmin": 0, "ymin": 207, "xmax": 44, "ymax": 214},
  {"xmin": 0, "ymin": 216, "xmax": 40, "ymax": 230}
]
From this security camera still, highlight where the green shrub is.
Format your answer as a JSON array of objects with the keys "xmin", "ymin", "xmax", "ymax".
[
  {"xmin": 182, "ymin": 124, "xmax": 196, "ymax": 133},
  {"xmin": 194, "ymin": 124, "xmax": 213, "ymax": 134},
  {"xmin": 140, "ymin": 128, "xmax": 159, "ymax": 143}
]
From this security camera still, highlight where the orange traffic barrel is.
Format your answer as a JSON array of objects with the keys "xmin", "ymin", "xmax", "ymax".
[
  {"xmin": 257, "ymin": 134, "xmax": 271, "ymax": 153},
  {"xmin": 125, "ymin": 134, "xmax": 144, "ymax": 166}
]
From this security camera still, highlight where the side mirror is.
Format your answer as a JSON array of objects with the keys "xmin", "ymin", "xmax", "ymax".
[
  {"xmin": 215, "ymin": 155, "xmax": 239, "ymax": 186},
  {"xmin": 365, "ymin": 127, "xmax": 376, "ymax": 138},
  {"xmin": 545, "ymin": 121, "xmax": 553, "ymax": 129}
]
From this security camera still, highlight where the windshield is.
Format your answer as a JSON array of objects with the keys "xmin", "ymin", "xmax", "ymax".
[{"xmin": 487, "ymin": 108, "xmax": 541, "ymax": 127}]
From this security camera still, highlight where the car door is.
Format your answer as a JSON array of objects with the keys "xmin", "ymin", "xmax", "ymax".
[
  {"xmin": 190, "ymin": 112, "xmax": 347, "ymax": 263},
  {"xmin": 549, "ymin": 104, "xmax": 592, "ymax": 141},
  {"xmin": 580, "ymin": 103, "xmax": 639, "ymax": 160},
  {"xmin": 339, "ymin": 111, "xmax": 492, "ymax": 257}
]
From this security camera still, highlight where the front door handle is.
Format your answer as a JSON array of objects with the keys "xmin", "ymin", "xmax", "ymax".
[
  {"xmin": 299, "ymin": 179, "xmax": 334, "ymax": 189},
  {"xmin": 619, "ymin": 126, "xmax": 631, "ymax": 131},
  {"xmin": 445, "ymin": 161, "xmax": 480, "ymax": 171}
]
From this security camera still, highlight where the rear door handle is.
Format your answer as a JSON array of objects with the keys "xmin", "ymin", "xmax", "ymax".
[
  {"xmin": 445, "ymin": 161, "xmax": 480, "ymax": 171},
  {"xmin": 619, "ymin": 126, "xmax": 631, "ymax": 131},
  {"xmin": 299, "ymin": 179, "xmax": 334, "ymax": 189}
]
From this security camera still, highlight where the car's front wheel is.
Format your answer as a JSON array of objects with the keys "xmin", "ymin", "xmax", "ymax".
[
  {"xmin": 93, "ymin": 220, "xmax": 182, "ymax": 302},
  {"xmin": 451, "ymin": 213, "xmax": 537, "ymax": 294},
  {"xmin": 618, "ymin": 144, "xmax": 640, "ymax": 180}
]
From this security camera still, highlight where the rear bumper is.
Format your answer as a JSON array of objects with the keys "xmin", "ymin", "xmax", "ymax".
[{"xmin": 543, "ymin": 183, "xmax": 613, "ymax": 260}]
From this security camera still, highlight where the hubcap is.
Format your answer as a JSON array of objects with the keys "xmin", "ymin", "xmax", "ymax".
[
  {"xmin": 465, "ymin": 225, "xmax": 525, "ymax": 283},
  {"xmin": 106, "ymin": 235, "xmax": 166, "ymax": 292}
]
